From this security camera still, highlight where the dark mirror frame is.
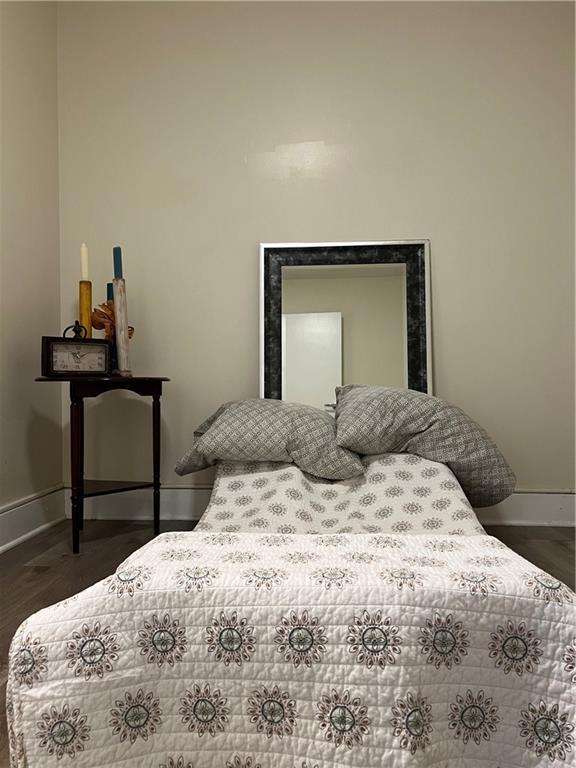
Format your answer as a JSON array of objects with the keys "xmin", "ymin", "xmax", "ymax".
[{"xmin": 259, "ymin": 241, "xmax": 432, "ymax": 399}]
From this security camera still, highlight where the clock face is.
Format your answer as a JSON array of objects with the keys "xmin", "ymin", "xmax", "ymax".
[{"xmin": 51, "ymin": 342, "xmax": 108, "ymax": 373}]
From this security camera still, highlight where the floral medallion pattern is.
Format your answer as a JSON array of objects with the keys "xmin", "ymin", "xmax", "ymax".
[
  {"xmin": 226, "ymin": 757, "xmax": 262, "ymax": 768},
  {"xmin": 223, "ymin": 551, "xmax": 260, "ymax": 564},
  {"xmin": 311, "ymin": 567, "xmax": 356, "ymax": 590},
  {"xmin": 262, "ymin": 534, "xmax": 293, "ymax": 547},
  {"xmin": 524, "ymin": 572, "xmax": 574, "ymax": 605},
  {"xmin": 176, "ymin": 566, "xmax": 219, "ymax": 593},
  {"xmin": 274, "ymin": 610, "xmax": 327, "ymax": 668},
  {"xmin": 12, "ymin": 634, "xmax": 47, "ymax": 687},
  {"xmin": 370, "ymin": 535, "xmax": 405, "ymax": 549},
  {"xmin": 106, "ymin": 565, "xmax": 151, "ymax": 597},
  {"xmin": 562, "ymin": 638, "xmax": 576, "ymax": 683},
  {"xmin": 161, "ymin": 548, "xmax": 197, "ymax": 561},
  {"xmin": 519, "ymin": 701, "xmax": 574, "ymax": 761},
  {"xmin": 347, "ymin": 610, "xmax": 401, "ymax": 669},
  {"xmin": 247, "ymin": 685, "xmax": 298, "ymax": 739},
  {"xmin": 484, "ymin": 537, "xmax": 508, "ymax": 549},
  {"xmin": 160, "ymin": 533, "xmax": 188, "ymax": 543},
  {"xmin": 448, "ymin": 689, "xmax": 499, "ymax": 745},
  {"xmin": 391, "ymin": 520, "xmax": 413, "ymax": 533},
  {"xmin": 205, "ymin": 611, "xmax": 256, "ymax": 666},
  {"xmin": 138, "ymin": 613, "xmax": 187, "ymax": 667},
  {"xmin": 451, "ymin": 570, "xmax": 501, "ymax": 596},
  {"xmin": 282, "ymin": 551, "xmax": 319, "ymax": 565},
  {"xmin": 316, "ymin": 535, "xmax": 348, "ymax": 547},
  {"xmin": 418, "ymin": 614, "xmax": 469, "ymax": 669},
  {"xmin": 405, "ymin": 555, "xmax": 446, "ymax": 567},
  {"xmin": 390, "ymin": 692, "xmax": 433, "ymax": 754},
  {"xmin": 36, "ymin": 703, "xmax": 90, "ymax": 759},
  {"xmin": 488, "ymin": 621, "xmax": 542, "ymax": 676},
  {"xmin": 159, "ymin": 758, "xmax": 194, "ymax": 768},
  {"xmin": 109, "ymin": 688, "xmax": 162, "ymax": 744},
  {"xmin": 244, "ymin": 568, "xmax": 286, "ymax": 591},
  {"xmin": 425, "ymin": 539, "xmax": 461, "ymax": 552},
  {"xmin": 421, "ymin": 517, "xmax": 443, "ymax": 530},
  {"xmin": 343, "ymin": 550, "xmax": 382, "ymax": 564},
  {"xmin": 179, "ymin": 684, "xmax": 229, "ymax": 737},
  {"xmin": 66, "ymin": 622, "xmax": 119, "ymax": 680},
  {"xmin": 467, "ymin": 555, "xmax": 506, "ymax": 568},
  {"xmin": 203, "ymin": 533, "xmax": 239, "ymax": 547},
  {"xmin": 383, "ymin": 568, "xmax": 423, "ymax": 591},
  {"xmin": 316, "ymin": 689, "xmax": 371, "ymax": 749}
]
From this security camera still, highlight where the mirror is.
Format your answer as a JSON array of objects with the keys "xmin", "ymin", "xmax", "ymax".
[{"xmin": 260, "ymin": 241, "xmax": 432, "ymax": 407}]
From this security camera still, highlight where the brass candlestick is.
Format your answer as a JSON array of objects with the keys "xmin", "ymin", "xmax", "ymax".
[{"xmin": 79, "ymin": 280, "xmax": 92, "ymax": 338}]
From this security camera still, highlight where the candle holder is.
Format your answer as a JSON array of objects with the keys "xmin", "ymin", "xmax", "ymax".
[
  {"xmin": 113, "ymin": 278, "xmax": 131, "ymax": 376},
  {"xmin": 91, "ymin": 299, "xmax": 134, "ymax": 375},
  {"xmin": 79, "ymin": 280, "xmax": 92, "ymax": 338}
]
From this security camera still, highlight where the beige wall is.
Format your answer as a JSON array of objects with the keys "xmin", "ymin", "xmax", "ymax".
[
  {"xmin": 283, "ymin": 275, "xmax": 406, "ymax": 388},
  {"xmin": 0, "ymin": 2, "xmax": 62, "ymax": 510},
  {"xmin": 57, "ymin": 2, "xmax": 575, "ymax": 493}
]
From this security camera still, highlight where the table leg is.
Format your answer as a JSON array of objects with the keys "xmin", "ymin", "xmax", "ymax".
[
  {"xmin": 70, "ymin": 395, "xmax": 84, "ymax": 553},
  {"xmin": 78, "ymin": 399, "xmax": 84, "ymax": 531},
  {"xmin": 152, "ymin": 393, "xmax": 161, "ymax": 536}
]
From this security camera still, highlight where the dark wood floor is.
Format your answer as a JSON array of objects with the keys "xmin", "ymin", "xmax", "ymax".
[{"xmin": 0, "ymin": 522, "xmax": 573, "ymax": 766}]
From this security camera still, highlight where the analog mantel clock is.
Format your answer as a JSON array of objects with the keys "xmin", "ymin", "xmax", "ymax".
[{"xmin": 42, "ymin": 323, "xmax": 111, "ymax": 377}]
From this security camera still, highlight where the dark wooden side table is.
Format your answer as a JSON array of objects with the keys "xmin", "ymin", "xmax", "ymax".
[{"xmin": 36, "ymin": 377, "xmax": 169, "ymax": 553}]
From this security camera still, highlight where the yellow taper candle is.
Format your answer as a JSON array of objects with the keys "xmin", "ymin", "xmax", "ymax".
[{"xmin": 79, "ymin": 280, "xmax": 92, "ymax": 337}]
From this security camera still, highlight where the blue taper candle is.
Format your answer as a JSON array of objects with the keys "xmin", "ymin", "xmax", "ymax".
[
  {"xmin": 106, "ymin": 282, "xmax": 114, "ymax": 301},
  {"xmin": 113, "ymin": 246, "xmax": 123, "ymax": 279}
]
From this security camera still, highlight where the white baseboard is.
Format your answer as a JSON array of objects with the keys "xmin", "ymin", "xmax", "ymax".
[
  {"xmin": 0, "ymin": 488, "xmax": 66, "ymax": 554},
  {"xmin": 1, "ymin": 488, "xmax": 572, "ymax": 556},
  {"xmin": 476, "ymin": 492, "xmax": 575, "ymax": 526}
]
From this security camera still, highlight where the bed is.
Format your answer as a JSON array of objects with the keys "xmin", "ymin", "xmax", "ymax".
[{"xmin": 7, "ymin": 454, "xmax": 575, "ymax": 768}]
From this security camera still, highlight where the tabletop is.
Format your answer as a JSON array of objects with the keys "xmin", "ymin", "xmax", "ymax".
[{"xmin": 35, "ymin": 376, "xmax": 170, "ymax": 382}]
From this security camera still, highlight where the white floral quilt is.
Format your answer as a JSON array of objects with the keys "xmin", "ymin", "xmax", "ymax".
[
  {"xmin": 7, "ymin": 527, "xmax": 575, "ymax": 767},
  {"xmin": 197, "ymin": 455, "xmax": 485, "ymax": 536}
]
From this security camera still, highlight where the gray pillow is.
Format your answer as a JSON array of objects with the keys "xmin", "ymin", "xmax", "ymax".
[
  {"xmin": 176, "ymin": 399, "xmax": 364, "ymax": 481},
  {"xmin": 335, "ymin": 385, "xmax": 515, "ymax": 507},
  {"xmin": 174, "ymin": 405, "xmax": 230, "ymax": 476}
]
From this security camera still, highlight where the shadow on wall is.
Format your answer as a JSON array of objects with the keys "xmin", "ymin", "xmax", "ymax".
[{"xmin": 26, "ymin": 407, "xmax": 63, "ymax": 496}]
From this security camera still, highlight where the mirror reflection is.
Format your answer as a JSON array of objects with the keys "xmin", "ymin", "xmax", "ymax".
[{"xmin": 281, "ymin": 264, "xmax": 407, "ymax": 410}]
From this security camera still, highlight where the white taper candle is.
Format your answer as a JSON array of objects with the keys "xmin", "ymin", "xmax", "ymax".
[{"xmin": 80, "ymin": 243, "xmax": 89, "ymax": 281}]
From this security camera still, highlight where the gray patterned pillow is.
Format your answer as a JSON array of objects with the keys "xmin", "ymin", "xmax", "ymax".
[
  {"xmin": 176, "ymin": 399, "xmax": 363, "ymax": 480},
  {"xmin": 174, "ymin": 405, "xmax": 230, "ymax": 476},
  {"xmin": 335, "ymin": 385, "xmax": 515, "ymax": 507}
]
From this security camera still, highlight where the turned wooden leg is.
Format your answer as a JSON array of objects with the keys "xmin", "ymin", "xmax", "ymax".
[
  {"xmin": 78, "ymin": 399, "xmax": 84, "ymax": 531},
  {"xmin": 70, "ymin": 395, "xmax": 84, "ymax": 553},
  {"xmin": 152, "ymin": 393, "xmax": 161, "ymax": 536}
]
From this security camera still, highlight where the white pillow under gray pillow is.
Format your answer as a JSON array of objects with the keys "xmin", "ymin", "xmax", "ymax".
[
  {"xmin": 335, "ymin": 384, "xmax": 516, "ymax": 507},
  {"xmin": 175, "ymin": 398, "xmax": 364, "ymax": 481}
]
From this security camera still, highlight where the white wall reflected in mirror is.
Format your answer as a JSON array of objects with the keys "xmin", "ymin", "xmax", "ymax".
[{"xmin": 281, "ymin": 264, "xmax": 407, "ymax": 409}]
